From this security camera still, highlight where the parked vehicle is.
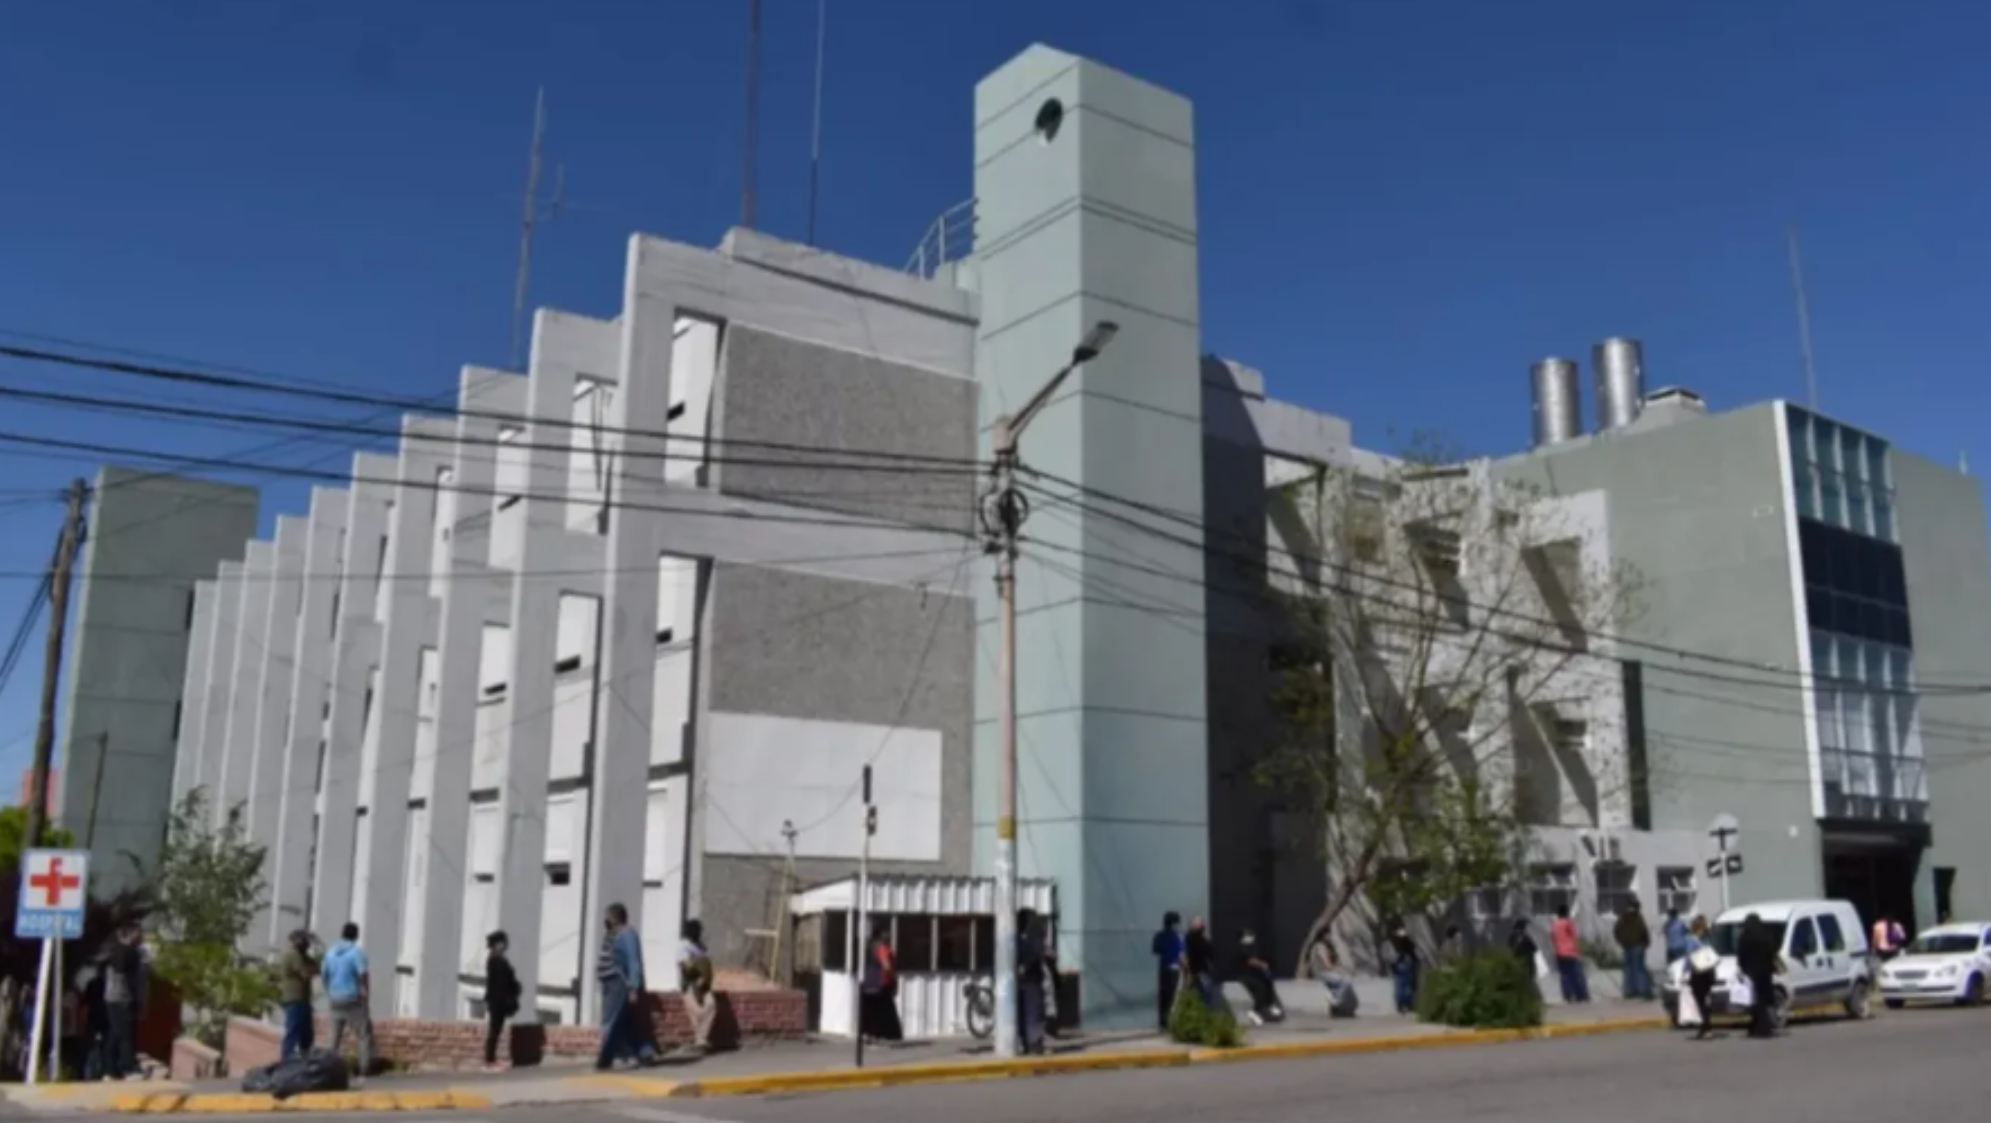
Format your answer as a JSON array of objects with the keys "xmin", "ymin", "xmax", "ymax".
[
  {"xmin": 1877, "ymin": 922, "xmax": 1991, "ymax": 1008},
  {"xmin": 1661, "ymin": 900, "xmax": 1873, "ymax": 1029}
]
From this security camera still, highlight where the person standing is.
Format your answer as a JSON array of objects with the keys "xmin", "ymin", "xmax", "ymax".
[
  {"xmin": 277, "ymin": 930, "xmax": 318, "ymax": 1061},
  {"xmin": 1015, "ymin": 908, "xmax": 1049, "ymax": 1055},
  {"xmin": 678, "ymin": 919, "xmax": 717, "ymax": 1055},
  {"xmin": 1736, "ymin": 913, "xmax": 1781, "ymax": 1038},
  {"xmin": 1387, "ymin": 919, "xmax": 1420, "ymax": 1015},
  {"xmin": 1683, "ymin": 916, "xmax": 1719, "ymax": 1041},
  {"xmin": 322, "ymin": 923, "xmax": 374, "ymax": 1080},
  {"xmin": 1613, "ymin": 901, "xmax": 1653, "ymax": 1000},
  {"xmin": 1183, "ymin": 916, "xmax": 1219, "ymax": 1010},
  {"xmin": 594, "ymin": 903, "xmax": 658, "ymax": 1070},
  {"xmin": 1550, "ymin": 906, "xmax": 1588, "ymax": 1004},
  {"xmin": 1150, "ymin": 912, "xmax": 1184, "ymax": 1029},
  {"xmin": 482, "ymin": 932, "xmax": 520, "ymax": 1071},
  {"xmin": 859, "ymin": 924, "xmax": 904, "ymax": 1044},
  {"xmin": 1871, "ymin": 915, "xmax": 1906, "ymax": 963},
  {"xmin": 100, "ymin": 924, "xmax": 143, "ymax": 1080},
  {"xmin": 1662, "ymin": 908, "xmax": 1692, "ymax": 967}
]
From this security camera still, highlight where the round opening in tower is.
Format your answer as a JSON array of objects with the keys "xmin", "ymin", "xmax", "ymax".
[{"xmin": 1034, "ymin": 98, "xmax": 1065, "ymax": 144}]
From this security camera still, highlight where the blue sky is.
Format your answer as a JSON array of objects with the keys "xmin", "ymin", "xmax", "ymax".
[{"xmin": 1, "ymin": 0, "xmax": 1987, "ymax": 784}]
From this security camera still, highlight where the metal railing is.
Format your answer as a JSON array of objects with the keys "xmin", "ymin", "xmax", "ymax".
[
  {"xmin": 1820, "ymin": 747, "xmax": 1929, "ymax": 822},
  {"xmin": 904, "ymin": 198, "xmax": 977, "ymax": 279}
]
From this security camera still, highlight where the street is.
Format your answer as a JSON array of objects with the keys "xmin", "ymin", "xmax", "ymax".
[{"xmin": 36, "ymin": 1007, "xmax": 1989, "ymax": 1123}]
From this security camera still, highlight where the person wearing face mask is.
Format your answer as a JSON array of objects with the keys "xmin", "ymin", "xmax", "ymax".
[{"xmin": 1233, "ymin": 929, "xmax": 1285, "ymax": 1025}]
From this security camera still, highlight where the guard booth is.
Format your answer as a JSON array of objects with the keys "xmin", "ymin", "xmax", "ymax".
[{"xmin": 790, "ymin": 874, "xmax": 1057, "ymax": 1039}]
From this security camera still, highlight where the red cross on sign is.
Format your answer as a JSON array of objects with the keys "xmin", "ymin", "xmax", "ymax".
[{"xmin": 25, "ymin": 853, "xmax": 83, "ymax": 909}]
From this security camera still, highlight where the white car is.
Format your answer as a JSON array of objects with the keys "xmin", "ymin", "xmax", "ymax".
[
  {"xmin": 1661, "ymin": 899, "xmax": 1873, "ymax": 1028},
  {"xmin": 1877, "ymin": 922, "xmax": 1991, "ymax": 1008}
]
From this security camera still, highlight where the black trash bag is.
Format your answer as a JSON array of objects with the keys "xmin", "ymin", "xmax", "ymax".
[{"xmin": 241, "ymin": 1051, "xmax": 350, "ymax": 1098}]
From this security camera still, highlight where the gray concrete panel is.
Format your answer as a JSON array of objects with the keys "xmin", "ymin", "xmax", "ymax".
[
  {"xmin": 243, "ymin": 516, "xmax": 305, "ymax": 952},
  {"xmin": 197, "ymin": 562, "xmax": 244, "ymax": 807},
  {"xmin": 311, "ymin": 455, "xmax": 395, "ymax": 932},
  {"xmin": 419, "ymin": 367, "xmax": 525, "ymax": 1016},
  {"xmin": 171, "ymin": 580, "xmax": 217, "ymax": 805},
  {"xmin": 218, "ymin": 541, "xmax": 274, "ymax": 823},
  {"xmin": 355, "ymin": 420, "xmax": 450, "ymax": 1016},
  {"xmin": 269, "ymin": 489, "xmax": 345, "ymax": 947},
  {"xmin": 1894, "ymin": 451, "xmax": 1991, "ymax": 921}
]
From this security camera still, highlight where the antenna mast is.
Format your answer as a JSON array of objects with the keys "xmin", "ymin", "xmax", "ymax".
[
  {"xmin": 741, "ymin": 0, "xmax": 762, "ymax": 230},
  {"xmin": 1787, "ymin": 224, "xmax": 1820, "ymax": 411},
  {"xmin": 511, "ymin": 88, "xmax": 548, "ymax": 371},
  {"xmin": 807, "ymin": 0, "xmax": 827, "ymax": 245}
]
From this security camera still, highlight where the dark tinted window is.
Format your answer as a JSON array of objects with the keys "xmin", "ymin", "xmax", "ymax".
[{"xmin": 1799, "ymin": 518, "xmax": 1912, "ymax": 648}]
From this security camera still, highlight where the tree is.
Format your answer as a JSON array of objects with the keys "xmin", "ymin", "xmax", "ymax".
[
  {"xmin": 141, "ymin": 788, "xmax": 276, "ymax": 1046},
  {"xmin": 1257, "ymin": 442, "xmax": 1644, "ymax": 973},
  {"xmin": 0, "ymin": 805, "xmax": 74, "ymax": 870}
]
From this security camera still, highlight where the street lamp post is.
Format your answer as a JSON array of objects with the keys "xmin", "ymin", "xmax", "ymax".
[{"xmin": 982, "ymin": 321, "xmax": 1119, "ymax": 1059}]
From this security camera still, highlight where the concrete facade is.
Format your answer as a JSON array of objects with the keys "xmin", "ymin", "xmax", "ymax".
[
  {"xmin": 160, "ymin": 44, "xmax": 1991, "ymax": 1037},
  {"xmin": 57, "ymin": 466, "xmax": 257, "ymax": 894}
]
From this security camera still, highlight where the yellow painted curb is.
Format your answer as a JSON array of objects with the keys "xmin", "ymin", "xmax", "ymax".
[
  {"xmin": 1187, "ymin": 1016, "xmax": 1665, "ymax": 1065},
  {"xmin": 667, "ymin": 1049, "xmax": 1193, "ymax": 1099},
  {"xmin": 110, "ymin": 1088, "xmax": 493, "ymax": 1114},
  {"xmin": 568, "ymin": 1073, "xmax": 690, "ymax": 1097}
]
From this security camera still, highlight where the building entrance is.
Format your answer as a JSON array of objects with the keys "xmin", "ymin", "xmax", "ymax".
[{"xmin": 1823, "ymin": 842, "xmax": 1922, "ymax": 939}]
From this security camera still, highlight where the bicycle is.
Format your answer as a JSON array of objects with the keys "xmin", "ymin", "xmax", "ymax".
[{"xmin": 963, "ymin": 977, "xmax": 995, "ymax": 1040}]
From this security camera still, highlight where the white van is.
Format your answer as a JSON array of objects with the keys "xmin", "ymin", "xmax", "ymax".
[{"xmin": 1661, "ymin": 900, "xmax": 1873, "ymax": 1028}]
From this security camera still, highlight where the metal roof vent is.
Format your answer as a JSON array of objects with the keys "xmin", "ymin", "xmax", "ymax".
[
  {"xmin": 1592, "ymin": 337, "xmax": 1645, "ymax": 432},
  {"xmin": 1530, "ymin": 358, "xmax": 1582, "ymax": 447}
]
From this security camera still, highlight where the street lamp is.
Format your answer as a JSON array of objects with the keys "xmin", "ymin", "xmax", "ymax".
[{"xmin": 983, "ymin": 320, "xmax": 1119, "ymax": 1058}]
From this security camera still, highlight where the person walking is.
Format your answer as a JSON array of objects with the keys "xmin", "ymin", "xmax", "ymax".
[
  {"xmin": 322, "ymin": 923, "xmax": 375, "ymax": 1080},
  {"xmin": 678, "ymin": 919, "xmax": 717, "ymax": 1055},
  {"xmin": 277, "ymin": 929, "xmax": 318, "ymax": 1061},
  {"xmin": 100, "ymin": 923, "xmax": 143, "ymax": 1080},
  {"xmin": 1015, "ymin": 908, "xmax": 1050, "ymax": 1054},
  {"xmin": 1613, "ymin": 901, "xmax": 1654, "ymax": 1000},
  {"xmin": 1550, "ymin": 906, "xmax": 1589, "ymax": 1003},
  {"xmin": 1387, "ymin": 919, "xmax": 1420, "ymax": 1015},
  {"xmin": 1682, "ymin": 916, "xmax": 1719, "ymax": 1041},
  {"xmin": 594, "ymin": 903, "xmax": 658, "ymax": 1070},
  {"xmin": 482, "ymin": 932, "xmax": 520, "ymax": 1071},
  {"xmin": 1150, "ymin": 912, "xmax": 1184, "ymax": 1030}
]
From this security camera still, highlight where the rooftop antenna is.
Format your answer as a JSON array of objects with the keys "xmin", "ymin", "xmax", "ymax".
[
  {"xmin": 807, "ymin": 0, "xmax": 827, "ymax": 245},
  {"xmin": 1787, "ymin": 224, "xmax": 1820, "ymax": 411},
  {"xmin": 741, "ymin": 0, "xmax": 763, "ymax": 230},
  {"xmin": 511, "ymin": 88, "xmax": 548, "ymax": 371}
]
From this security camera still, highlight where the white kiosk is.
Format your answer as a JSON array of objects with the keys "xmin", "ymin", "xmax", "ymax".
[{"xmin": 790, "ymin": 874, "xmax": 1057, "ymax": 1039}]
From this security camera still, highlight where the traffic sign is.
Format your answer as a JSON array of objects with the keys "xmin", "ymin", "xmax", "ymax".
[
  {"xmin": 1707, "ymin": 813, "xmax": 1740, "ymax": 840},
  {"xmin": 14, "ymin": 849, "xmax": 89, "ymax": 940},
  {"xmin": 1704, "ymin": 853, "xmax": 1745, "ymax": 879}
]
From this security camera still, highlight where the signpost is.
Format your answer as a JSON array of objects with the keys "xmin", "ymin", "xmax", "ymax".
[
  {"xmin": 854, "ymin": 766, "xmax": 876, "ymax": 1069},
  {"xmin": 1705, "ymin": 814, "xmax": 1741, "ymax": 916},
  {"xmin": 16, "ymin": 849, "xmax": 89, "ymax": 1086}
]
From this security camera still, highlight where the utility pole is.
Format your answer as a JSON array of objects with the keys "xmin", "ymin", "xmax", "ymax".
[
  {"xmin": 741, "ymin": 0, "xmax": 763, "ymax": 229},
  {"xmin": 23, "ymin": 479, "xmax": 88, "ymax": 852},
  {"xmin": 978, "ymin": 322, "xmax": 1118, "ymax": 1059}
]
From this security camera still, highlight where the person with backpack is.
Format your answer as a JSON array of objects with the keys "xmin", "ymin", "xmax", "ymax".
[{"xmin": 321, "ymin": 923, "xmax": 374, "ymax": 1080}]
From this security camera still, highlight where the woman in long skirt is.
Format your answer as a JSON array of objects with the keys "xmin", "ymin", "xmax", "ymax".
[{"xmin": 858, "ymin": 926, "xmax": 904, "ymax": 1043}]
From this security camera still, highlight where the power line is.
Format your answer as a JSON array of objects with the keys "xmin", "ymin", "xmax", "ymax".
[
  {"xmin": 1016, "ymin": 471, "xmax": 1991, "ymax": 697},
  {"xmin": 0, "ymin": 340, "xmax": 989, "ymax": 470},
  {"xmin": 0, "ymin": 429, "xmax": 978, "ymax": 541},
  {"xmin": 0, "ymin": 574, "xmax": 50, "ymax": 703}
]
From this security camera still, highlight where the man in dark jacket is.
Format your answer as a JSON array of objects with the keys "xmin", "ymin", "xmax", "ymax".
[{"xmin": 1613, "ymin": 902, "xmax": 1654, "ymax": 1000}]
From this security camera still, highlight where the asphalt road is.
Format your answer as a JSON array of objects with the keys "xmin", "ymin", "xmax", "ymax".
[{"xmin": 34, "ymin": 1007, "xmax": 1991, "ymax": 1123}]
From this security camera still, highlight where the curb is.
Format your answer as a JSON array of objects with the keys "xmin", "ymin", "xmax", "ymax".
[
  {"xmin": 599, "ymin": 1016, "xmax": 1671, "ymax": 1100},
  {"xmin": 110, "ymin": 1089, "xmax": 492, "ymax": 1114}
]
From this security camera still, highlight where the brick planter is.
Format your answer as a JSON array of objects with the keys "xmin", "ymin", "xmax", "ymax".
[{"xmin": 224, "ymin": 989, "xmax": 806, "ymax": 1074}]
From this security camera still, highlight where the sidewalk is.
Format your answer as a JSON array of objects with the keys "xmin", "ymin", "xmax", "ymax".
[{"xmin": 1, "ymin": 994, "xmax": 1668, "ymax": 1114}]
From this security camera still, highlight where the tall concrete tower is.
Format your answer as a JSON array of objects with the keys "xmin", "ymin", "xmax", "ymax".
[{"xmin": 971, "ymin": 46, "xmax": 1210, "ymax": 1026}]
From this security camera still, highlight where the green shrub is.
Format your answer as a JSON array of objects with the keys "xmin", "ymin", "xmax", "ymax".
[
  {"xmin": 1167, "ymin": 986, "xmax": 1246, "ymax": 1048},
  {"xmin": 1415, "ymin": 949, "xmax": 1544, "ymax": 1030}
]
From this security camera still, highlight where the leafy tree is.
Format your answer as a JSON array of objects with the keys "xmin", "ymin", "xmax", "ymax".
[
  {"xmin": 140, "ymin": 788, "xmax": 275, "ymax": 1046},
  {"xmin": 1257, "ymin": 442, "xmax": 1644, "ymax": 973},
  {"xmin": 0, "ymin": 805, "xmax": 75, "ymax": 871}
]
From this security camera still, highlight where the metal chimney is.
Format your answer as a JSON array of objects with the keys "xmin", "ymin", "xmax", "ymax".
[
  {"xmin": 1530, "ymin": 358, "xmax": 1582, "ymax": 447},
  {"xmin": 1592, "ymin": 337, "xmax": 1645, "ymax": 432}
]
